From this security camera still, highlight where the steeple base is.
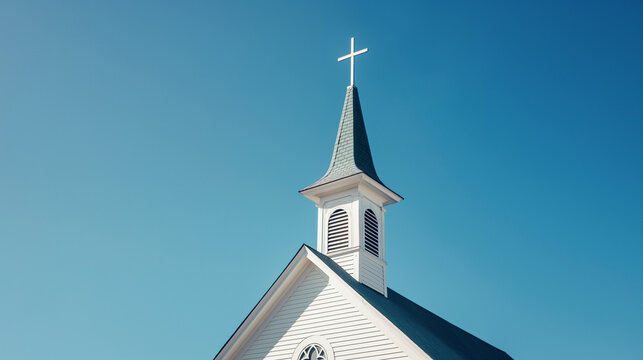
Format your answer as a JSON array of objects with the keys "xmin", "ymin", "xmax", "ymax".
[{"xmin": 328, "ymin": 246, "xmax": 387, "ymax": 296}]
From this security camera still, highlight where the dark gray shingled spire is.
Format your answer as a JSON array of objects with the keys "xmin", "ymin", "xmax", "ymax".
[{"xmin": 303, "ymin": 85, "xmax": 387, "ymax": 191}]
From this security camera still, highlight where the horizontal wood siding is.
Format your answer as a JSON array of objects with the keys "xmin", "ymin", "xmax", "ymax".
[
  {"xmin": 330, "ymin": 253, "xmax": 355, "ymax": 277},
  {"xmin": 239, "ymin": 266, "xmax": 408, "ymax": 360},
  {"xmin": 360, "ymin": 255, "xmax": 385, "ymax": 294}
]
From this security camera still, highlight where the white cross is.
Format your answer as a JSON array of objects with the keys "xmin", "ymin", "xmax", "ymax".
[{"xmin": 337, "ymin": 37, "xmax": 368, "ymax": 87}]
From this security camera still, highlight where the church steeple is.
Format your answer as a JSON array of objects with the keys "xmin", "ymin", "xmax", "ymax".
[
  {"xmin": 300, "ymin": 38, "xmax": 402, "ymax": 297},
  {"xmin": 302, "ymin": 85, "xmax": 387, "ymax": 191}
]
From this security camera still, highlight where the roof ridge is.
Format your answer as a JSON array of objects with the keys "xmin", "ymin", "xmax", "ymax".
[
  {"xmin": 216, "ymin": 244, "xmax": 513, "ymax": 360},
  {"xmin": 306, "ymin": 245, "xmax": 514, "ymax": 360}
]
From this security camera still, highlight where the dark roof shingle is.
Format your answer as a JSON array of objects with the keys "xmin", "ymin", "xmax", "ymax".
[
  {"xmin": 307, "ymin": 245, "xmax": 514, "ymax": 360},
  {"xmin": 303, "ymin": 86, "xmax": 386, "ymax": 190}
]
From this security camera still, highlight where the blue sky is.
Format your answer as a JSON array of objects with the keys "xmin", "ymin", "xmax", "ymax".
[{"xmin": 1, "ymin": 1, "xmax": 642, "ymax": 359}]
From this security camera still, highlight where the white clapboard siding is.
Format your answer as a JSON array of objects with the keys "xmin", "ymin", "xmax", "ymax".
[
  {"xmin": 239, "ymin": 266, "xmax": 409, "ymax": 360},
  {"xmin": 360, "ymin": 255, "xmax": 385, "ymax": 295},
  {"xmin": 329, "ymin": 252, "xmax": 355, "ymax": 277}
]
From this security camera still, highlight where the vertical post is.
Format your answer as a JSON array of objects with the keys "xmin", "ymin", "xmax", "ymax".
[{"xmin": 350, "ymin": 37, "xmax": 355, "ymax": 86}]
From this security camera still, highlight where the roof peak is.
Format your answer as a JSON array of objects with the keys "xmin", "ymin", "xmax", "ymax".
[{"xmin": 215, "ymin": 244, "xmax": 513, "ymax": 360}]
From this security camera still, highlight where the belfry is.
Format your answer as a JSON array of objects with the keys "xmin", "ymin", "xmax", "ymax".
[{"xmin": 214, "ymin": 38, "xmax": 512, "ymax": 360}]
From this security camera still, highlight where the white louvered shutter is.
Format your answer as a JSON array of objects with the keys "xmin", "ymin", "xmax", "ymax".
[
  {"xmin": 327, "ymin": 209, "xmax": 349, "ymax": 252},
  {"xmin": 364, "ymin": 209, "xmax": 379, "ymax": 257}
]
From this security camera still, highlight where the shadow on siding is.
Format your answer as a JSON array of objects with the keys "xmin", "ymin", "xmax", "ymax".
[{"xmin": 240, "ymin": 266, "xmax": 328, "ymax": 359}]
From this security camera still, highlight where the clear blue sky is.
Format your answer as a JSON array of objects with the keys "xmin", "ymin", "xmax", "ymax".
[{"xmin": 1, "ymin": 1, "xmax": 641, "ymax": 359}]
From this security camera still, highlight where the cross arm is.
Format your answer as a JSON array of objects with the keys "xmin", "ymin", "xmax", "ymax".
[{"xmin": 337, "ymin": 48, "xmax": 368, "ymax": 62}]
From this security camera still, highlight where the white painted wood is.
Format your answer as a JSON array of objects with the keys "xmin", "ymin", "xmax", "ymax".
[
  {"xmin": 305, "ymin": 252, "xmax": 434, "ymax": 360},
  {"xmin": 215, "ymin": 250, "xmax": 312, "ymax": 360},
  {"xmin": 301, "ymin": 173, "xmax": 402, "ymax": 206},
  {"xmin": 360, "ymin": 254, "xmax": 385, "ymax": 294},
  {"xmin": 216, "ymin": 248, "xmax": 433, "ymax": 360},
  {"xmin": 238, "ymin": 265, "xmax": 410, "ymax": 360},
  {"xmin": 329, "ymin": 252, "xmax": 356, "ymax": 276},
  {"xmin": 337, "ymin": 37, "xmax": 368, "ymax": 87},
  {"xmin": 310, "ymin": 178, "xmax": 391, "ymax": 295}
]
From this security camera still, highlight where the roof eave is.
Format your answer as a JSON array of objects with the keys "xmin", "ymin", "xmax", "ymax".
[
  {"xmin": 213, "ymin": 245, "xmax": 311, "ymax": 360},
  {"xmin": 300, "ymin": 173, "xmax": 403, "ymax": 206}
]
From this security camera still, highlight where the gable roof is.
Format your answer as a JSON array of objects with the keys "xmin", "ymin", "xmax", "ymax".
[
  {"xmin": 302, "ymin": 86, "xmax": 389, "ymax": 192},
  {"xmin": 214, "ymin": 244, "xmax": 513, "ymax": 360},
  {"xmin": 307, "ymin": 246, "xmax": 513, "ymax": 360}
]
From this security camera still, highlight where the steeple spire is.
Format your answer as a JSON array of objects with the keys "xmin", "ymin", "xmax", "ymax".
[
  {"xmin": 302, "ymin": 86, "xmax": 388, "ymax": 192},
  {"xmin": 302, "ymin": 37, "xmax": 400, "ymax": 198}
]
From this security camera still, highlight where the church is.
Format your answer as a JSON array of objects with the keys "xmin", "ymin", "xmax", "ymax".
[{"xmin": 214, "ymin": 38, "xmax": 513, "ymax": 360}]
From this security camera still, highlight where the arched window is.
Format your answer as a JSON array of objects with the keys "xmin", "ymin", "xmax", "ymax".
[
  {"xmin": 327, "ymin": 209, "xmax": 349, "ymax": 252},
  {"xmin": 298, "ymin": 344, "xmax": 327, "ymax": 360},
  {"xmin": 292, "ymin": 336, "xmax": 335, "ymax": 360},
  {"xmin": 364, "ymin": 209, "xmax": 379, "ymax": 257}
]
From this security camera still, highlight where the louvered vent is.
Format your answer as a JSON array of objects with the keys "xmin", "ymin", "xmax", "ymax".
[
  {"xmin": 327, "ymin": 209, "xmax": 349, "ymax": 252},
  {"xmin": 364, "ymin": 209, "xmax": 379, "ymax": 257}
]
